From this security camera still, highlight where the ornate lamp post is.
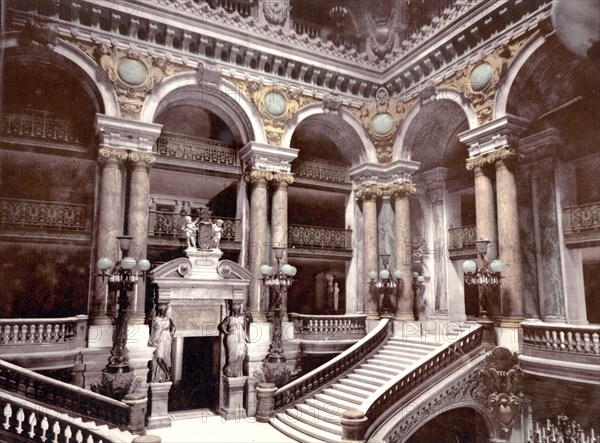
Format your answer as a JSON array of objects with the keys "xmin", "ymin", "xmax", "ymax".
[
  {"xmin": 95, "ymin": 235, "xmax": 151, "ymax": 399},
  {"xmin": 369, "ymin": 254, "xmax": 403, "ymax": 315},
  {"xmin": 260, "ymin": 246, "xmax": 297, "ymax": 364},
  {"xmin": 462, "ymin": 238, "xmax": 504, "ymax": 320}
]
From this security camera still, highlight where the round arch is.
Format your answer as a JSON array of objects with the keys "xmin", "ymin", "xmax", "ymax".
[
  {"xmin": 494, "ymin": 33, "xmax": 547, "ymax": 120},
  {"xmin": 2, "ymin": 36, "xmax": 119, "ymax": 117},
  {"xmin": 282, "ymin": 104, "xmax": 376, "ymax": 165},
  {"xmin": 393, "ymin": 89, "xmax": 477, "ymax": 161},
  {"xmin": 140, "ymin": 73, "xmax": 264, "ymax": 144}
]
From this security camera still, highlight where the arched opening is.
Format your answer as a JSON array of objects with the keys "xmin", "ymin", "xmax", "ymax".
[
  {"xmin": 407, "ymin": 407, "xmax": 490, "ymax": 443},
  {"xmin": 0, "ymin": 48, "xmax": 105, "ymax": 318},
  {"xmin": 403, "ymin": 99, "xmax": 472, "ymax": 320}
]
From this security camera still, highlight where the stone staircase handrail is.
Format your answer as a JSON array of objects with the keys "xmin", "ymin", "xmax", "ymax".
[
  {"xmin": 274, "ymin": 319, "xmax": 390, "ymax": 410},
  {"xmin": 360, "ymin": 323, "xmax": 483, "ymax": 435},
  {"xmin": 0, "ymin": 391, "xmax": 128, "ymax": 443},
  {"xmin": 0, "ymin": 359, "xmax": 131, "ymax": 430},
  {"xmin": 521, "ymin": 321, "xmax": 600, "ymax": 359},
  {"xmin": 0, "ymin": 316, "xmax": 88, "ymax": 349}
]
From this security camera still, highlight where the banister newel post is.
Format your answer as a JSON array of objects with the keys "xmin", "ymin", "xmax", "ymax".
[
  {"xmin": 124, "ymin": 392, "xmax": 147, "ymax": 435},
  {"xmin": 255, "ymin": 382, "xmax": 277, "ymax": 423},
  {"xmin": 340, "ymin": 409, "xmax": 369, "ymax": 442}
]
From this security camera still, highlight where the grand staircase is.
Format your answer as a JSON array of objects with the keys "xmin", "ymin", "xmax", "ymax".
[{"xmin": 270, "ymin": 322, "xmax": 479, "ymax": 443}]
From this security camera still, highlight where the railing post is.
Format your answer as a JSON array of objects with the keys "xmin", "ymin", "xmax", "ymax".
[
  {"xmin": 340, "ymin": 409, "xmax": 369, "ymax": 442},
  {"xmin": 124, "ymin": 392, "xmax": 148, "ymax": 435},
  {"xmin": 74, "ymin": 315, "xmax": 88, "ymax": 347},
  {"xmin": 255, "ymin": 382, "xmax": 277, "ymax": 423}
]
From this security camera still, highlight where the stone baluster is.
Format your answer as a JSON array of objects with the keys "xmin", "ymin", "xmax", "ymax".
[{"xmin": 356, "ymin": 185, "xmax": 383, "ymax": 319}]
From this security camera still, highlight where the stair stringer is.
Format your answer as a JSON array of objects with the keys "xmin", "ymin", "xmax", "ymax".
[{"xmin": 366, "ymin": 352, "xmax": 492, "ymax": 443}]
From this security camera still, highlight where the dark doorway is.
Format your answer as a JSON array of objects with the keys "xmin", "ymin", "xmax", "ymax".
[
  {"xmin": 169, "ymin": 337, "xmax": 220, "ymax": 412},
  {"xmin": 583, "ymin": 262, "xmax": 600, "ymax": 324},
  {"xmin": 407, "ymin": 407, "xmax": 489, "ymax": 443}
]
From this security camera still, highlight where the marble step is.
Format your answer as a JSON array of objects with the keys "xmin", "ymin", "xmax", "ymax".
[
  {"xmin": 305, "ymin": 398, "xmax": 345, "ymax": 418},
  {"xmin": 296, "ymin": 403, "xmax": 341, "ymax": 424},
  {"xmin": 313, "ymin": 393, "xmax": 359, "ymax": 413},
  {"xmin": 360, "ymin": 363, "xmax": 400, "ymax": 376},
  {"xmin": 286, "ymin": 407, "xmax": 343, "ymax": 436},
  {"xmin": 321, "ymin": 387, "xmax": 364, "ymax": 405},
  {"xmin": 330, "ymin": 381, "xmax": 373, "ymax": 398},
  {"xmin": 337, "ymin": 377, "xmax": 379, "ymax": 393},
  {"xmin": 346, "ymin": 372, "xmax": 387, "ymax": 386},
  {"xmin": 271, "ymin": 415, "xmax": 335, "ymax": 443}
]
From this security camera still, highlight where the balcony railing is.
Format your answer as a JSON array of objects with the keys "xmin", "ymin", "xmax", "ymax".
[
  {"xmin": 290, "ymin": 314, "xmax": 367, "ymax": 341},
  {"xmin": 288, "ymin": 224, "xmax": 352, "ymax": 250},
  {"xmin": 2, "ymin": 110, "xmax": 79, "ymax": 143},
  {"xmin": 148, "ymin": 211, "xmax": 240, "ymax": 241},
  {"xmin": 563, "ymin": 202, "xmax": 600, "ymax": 247},
  {"xmin": 448, "ymin": 224, "xmax": 477, "ymax": 259},
  {"xmin": 0, "ymin": 198, "xmax": 87, "ymax": 231},
  {"xmin": 521, "ymin": 322, "xmax": 600, "ymax": 360},
  {"xmin": 156, "ymin": 131, "xmax": 240, "ymax": 166},
  {"xmin": 292, "ymin": 157, "xmax": 350, "ymax": 183},
  {"xmin": 0, "ymin": 316, "xmax": 87, "ymax": 349}
]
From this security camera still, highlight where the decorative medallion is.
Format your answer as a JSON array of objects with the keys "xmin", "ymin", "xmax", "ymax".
[
  {"xmin": 371, "ymin": 112, "xmax": 394, "ymax": 135},
  {"xmin": 263, "ymin": 92, "xmax": 287, "ymax": 117},
  {"xmin": 470, "ymin": 62, "xmax": 493, "ymax": 92},
  {"xmin": 117, "ymin": 58, "xmax": 148, "ymax": 86}
]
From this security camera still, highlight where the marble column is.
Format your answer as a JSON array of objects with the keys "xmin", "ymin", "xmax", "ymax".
[
  {"xmin": 495, "ymin": 150, "xmax": 524, "ymax": 325},
  {"xmin": 127, "ymin": 152, "xmax": 156, "ymax": 324},
  {"xmin": 92, "ymin": 148, "xmax": 128, "ymax": 324},
  {"xmin": 470, "ymin": 164, "xmax": 498, "ymax": 259},
  {"xmin": 390, "ymin": 183, "xmax": 416, "ymax": 321},
  {"xmin": 270, "ymin": 176, "xmax": 293, "ymax": 315},
  {"xmin": 246, "ymin": 172, "xmax": 269, "ymax": 321},
  {"xmin": 357, "ymin": 186, "xmax": 381, "ymax": 319}
]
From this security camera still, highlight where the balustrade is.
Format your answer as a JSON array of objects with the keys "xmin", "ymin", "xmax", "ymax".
[
  {"xmin": 563, "ymin": 202, "xmax": 600, "ymax": 246},
  {"xmin": 290, "ymin": 314, "xmax": 367, "ymax": 340},
  {"xmin": 0, "ymin": 392, "xmax": 113, "ymax": 443},
  {"xmin": 274, "ymin": 319, "xmax": 390, "ymax": 409},
  {"xmin": 288, "ymin": 224, "xmax": 352, "ymax": 250},
  {"xmin": 521, "ymin": 322, "xmax": 600, "ymax": 358},
  {"xmin": 148, "ymin": 211, "xmax": 239, "ymax": 241},
  {"xmin": 0, "ymin": 359, "xmax": 131, "ymax": 430},
  {"xmin": 362, "ymin": 324, "xmax": 483, "ymax": 433},
  {"xmin": 292, "ymin": 157, "xmax": 350, "ymax": 183},
  {"xmin": 2, "ymin": 110, "xmax": 79, "ymax": 143},
  {"xmin": 0, "ymin": 316, "xmax": 87, "ymax": 348},
  {"xmin": 0, "ymin": 198, "xmax": 87, "ymax": 231},
  {"xmin": 156, "ymin": 132, "xmax": 239, "ymax": 166}
]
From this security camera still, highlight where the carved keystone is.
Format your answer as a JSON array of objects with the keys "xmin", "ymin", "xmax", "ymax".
[
  {"xmin": 340, "ymin": 409, "xmax": 369, "ymax": 442},
  {"xmin": 255, "ymin": 382, "xmax": 277, "ymax": 423}
]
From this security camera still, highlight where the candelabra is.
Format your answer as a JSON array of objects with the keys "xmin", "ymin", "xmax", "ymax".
[
  {"xmin": 369, "ymin": 254, "xmax": 403, "ymax": 315},
  {"xmin": 260, "ymin": 246, "xmax": 297, "ymax": 364},
  {"xmin": 94, "ymin": 236, "xmax": 151, "ymax": 400},
  {"xmin": 462, "ymin": 238, "xmax": 504, "ymax": 320}
]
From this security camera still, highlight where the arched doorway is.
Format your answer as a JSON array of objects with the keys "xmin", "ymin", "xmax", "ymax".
[{"xmin": 407, "ymin": 407, "xmax": 490, "ymax": 443}]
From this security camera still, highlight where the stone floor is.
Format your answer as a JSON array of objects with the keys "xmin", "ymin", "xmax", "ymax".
[{"xmin": 148, "ymin": 410, "xmax": 295, "ymax": 442}]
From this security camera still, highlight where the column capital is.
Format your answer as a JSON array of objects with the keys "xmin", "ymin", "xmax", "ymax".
[
  {"xmin": 356, "ymin": 184, "xmax": 384, "ymax": 201},
  {"xmin": 388, "ymin": 182, "xmax": 416, "ymax": 199},
  {"xmin": 98, "ymin": 147, "xmax": 129, "ymax": 165},
  {"xmin": 128, "ymin": 151, "xmax": 156, "ymax": 170},
  {"xmin": 458, "ymin": 114, "xmax": 528, "ymax": 158},
  {"xmin": 244, "ymin": 169, "xmax": 294, "ymax": 184},
  {"xmin": 95, "ymin": 114, "xmax": 163, "ymax": 152},
  {"xmin": 466, "ymin": 146, "xmax": 518, "ymax": 171}
]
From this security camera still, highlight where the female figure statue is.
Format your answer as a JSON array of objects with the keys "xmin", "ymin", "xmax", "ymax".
[
  {"xmin": 218, "ymin": 304, "xmax": 248, "ymax": 377},
  {"xmin": 148, "ymin": 304, "xmax": 176, "ymax": 382}
]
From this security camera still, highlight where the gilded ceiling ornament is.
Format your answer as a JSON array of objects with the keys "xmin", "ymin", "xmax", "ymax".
[
  {"xmin": 72, "ymin": 43, "xmax": 190, "ymax": 120},
  {"xmin": 366, "ymin": 2, "xmax": 399, "ymax": 60},
  {"xmin": 229, "ymin": 78, "xmax": 318, "ymax": 147},
  {"xmin": 439, "ymin": 31, "xmax": 534, "ymax": 125},
  {"xmin": 347, "ymin": 95, "xmax": 417, "ymax": 165},
  {"xmin": 261, "ymin": 0, "xmax": 290, "ymax": 27}
]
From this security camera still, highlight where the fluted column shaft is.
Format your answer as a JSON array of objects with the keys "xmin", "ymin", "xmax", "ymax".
[
  {"xmin": 473, "ymin": 165, "xmax": 498, "ymax": 259},
  {"xmin": 359, "ymin": 188, "xmax": 380, "ymax": 319},
  {"xmin": 247, "ymin": 173, "xmax": 269, "ymax": 322},
  {"xmin": 92, "ymin": 148, "xmax": 128, "ymax": 324},
  {"xmin": 391, "ymin": 184, "xmax": 416, "ymax": 320},
  {"xmin": 496, "ymin": 157, "xmax": 524, "ymax": 324},
  {"xmin": 127, "ymin": 152, "xmax": 155, "ymax": 324}
]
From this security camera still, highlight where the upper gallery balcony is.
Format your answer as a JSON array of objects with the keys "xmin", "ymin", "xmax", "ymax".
[
  {"xmin": 563, "ymin": 202, "xmax": 600, "ymax": 248},
  {"xmin": 447, "ymin": 224, "xmax": 477, "ymax": 260}
]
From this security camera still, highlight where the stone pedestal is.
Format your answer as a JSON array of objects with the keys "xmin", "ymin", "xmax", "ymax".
[
  {"xmin": 245, "ymin": 377, "xmax": 257, "ymax": 417},
  {"xmin": 185, "ymin": 249, "xmax": 223, "ymax": 279},
  {"xmin": 146, "ymin": 382, "xmax": 172, "ymax": 430},
  {"xmin": 255, "ymin": 382, "xmax": 277, "ymax": 423},
  {"xmin": 340, "ymin": 409, "xmax": 369, "ymax": 442},
  {"xmin": 123, "ymin": 392, "xmax": 148, "ymax": 435},
  {"xmin": 221, "ymin": 376, "xmax": 248, "ymax": 420}
]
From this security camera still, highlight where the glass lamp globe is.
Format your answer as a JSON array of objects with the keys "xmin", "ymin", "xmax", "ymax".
[
  {"xmin": 417, "ymin": 275, "xmax": 425, "ymax": 283},
  {"xmin": 490, "ymin": 259, "xmax": 505, "ymax": 273},
  {"xmin": 393, "ymin": 270, "xmax": 403, "ymax": 279},
  {"xmin": 281, "ymin": 264, "xmax": 294, "ymax": 276},
  {"xmin": 379, "ymin": 269, "xmax": 390, "ymax": 280},
  {"xmin": 289, "ymin": 266, "xmax": 297, "ymax": 277},
  {"xmin": 137, "ymin": 259, "xmax": 151, "ymax": 272},
  {"xmin": 121, "ymin": 257, "xmax": 137, "ymax": 270},
  {"xmin": 97, "ymin": 257, "xmax": 114, "ymax": 271},
  {"xmin": 368, "ymin": 271, "xmax": 378, "ymax": 280},
  {"xmin": 463, "ymin": 260, "xmax": 477, "ymax": 274},
  {"xmin": 260, "ymin": 264, "xmax": 272, "ymax": 276}
]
